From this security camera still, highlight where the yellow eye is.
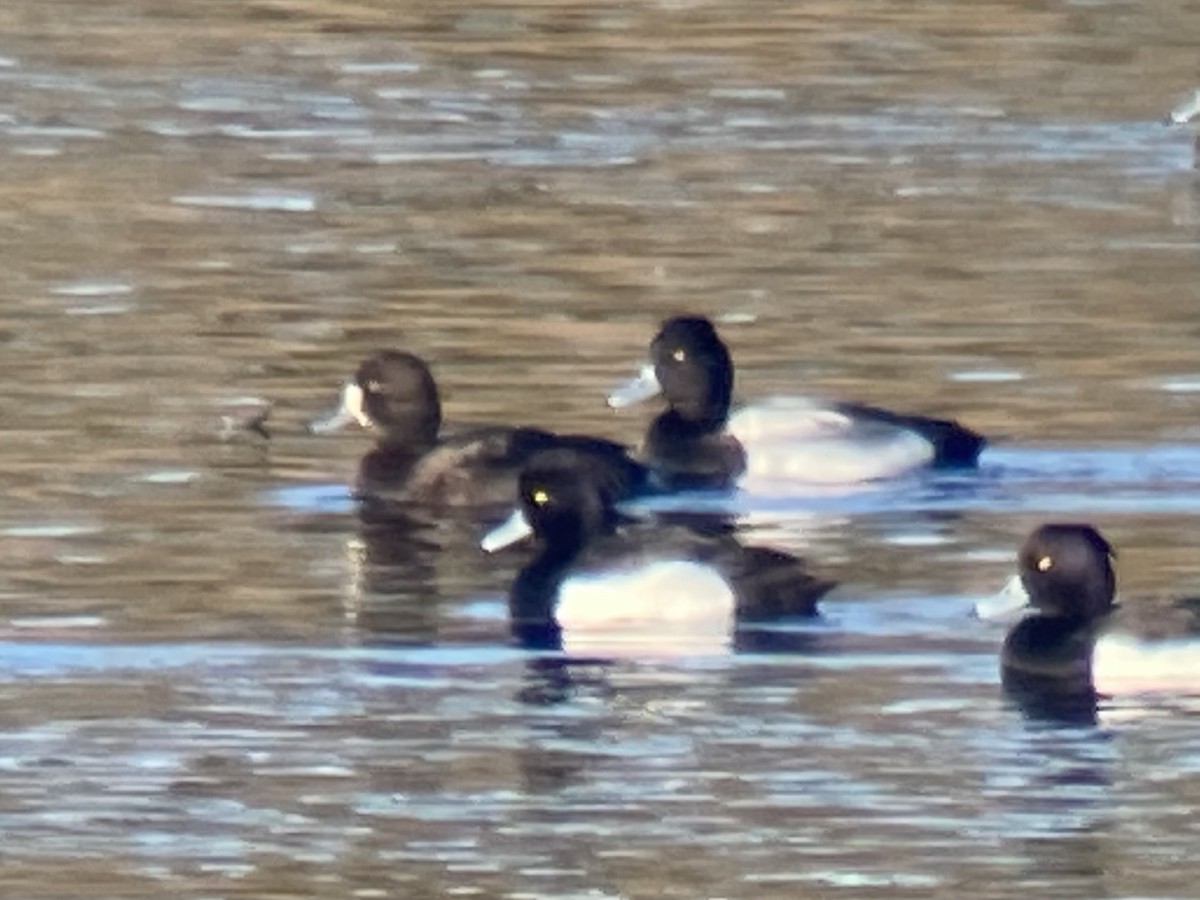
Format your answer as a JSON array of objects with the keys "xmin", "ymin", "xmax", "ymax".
[
  {"xmin": 366, "ymin": 380, "xmax": 382, "ymax": 394},
  {"xmin": 672, "ymin": 348, "xmax": 686, "ymax": 362},
  {"xmin": 1037, "ymin": 556, "xmax": 1053, "ymax": 572},
  {"xmin": 531, "ymin": 488, "xmax": 550, "ymax": 506}
]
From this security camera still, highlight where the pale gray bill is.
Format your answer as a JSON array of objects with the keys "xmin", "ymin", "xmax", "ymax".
[
  {"xmin": 607, "ymin": 363, "xmax": 661, "ymax": 409},
  {"xmin": 973, "ymin": 574, "xmax": 1031, "ymax": 622},
  {"xmin": 481, "ymin": 508, "xmax": 534, "ymax": 552}
]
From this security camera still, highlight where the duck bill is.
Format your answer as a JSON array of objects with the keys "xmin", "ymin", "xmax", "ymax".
[
  {"xmin": 481, "ymin": 509, "xmax": 534, "ymax": 553},
  {"xmin": 308, "ymin": 382, "xmax": 372, "ymax": 434},
  {"xmin": 973, "ymin": 574, "xmax": 1031, "ymax": 622},
  {"xmin": 607, "ymin": 363, "xmax": 661, "ymax": 409}
]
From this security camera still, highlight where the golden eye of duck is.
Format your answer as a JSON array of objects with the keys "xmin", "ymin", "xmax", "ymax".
[
  {"xmin": 672, "ymin": 348, "xmax": 686, "ymax": 362},
  {"xmin": 1036, "ymin": 555, "xmax": 1053, "ymax": 572},
  {"xmin": 366, "ymin": 380, "xmax": 382, "ymax": 394},
  {"xmin": 531, "ymin": 488, "xmax": 550, "ymax": 506}
]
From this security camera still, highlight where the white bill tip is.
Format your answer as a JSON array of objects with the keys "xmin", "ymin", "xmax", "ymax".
[{"xmin": 308, "ymin": 382, "xmax": 372, "ymax": 434}]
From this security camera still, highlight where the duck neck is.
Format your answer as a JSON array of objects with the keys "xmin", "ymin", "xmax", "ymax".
[
  {"xmin": 645, "ymin": 411, "xmax": 746, "ymax": 490},
  {"xmin": 377, "ymin": 415, "xmax": 439, "ymax": 453},
  {"xmin": 509, "ymin": 508, "xmax": 614, "ymax": 636},
  {"xmin": 653, "ymin": 407, "xmax": 724, "ymax": 438},
  {"xmin": 668, "ymin": 378, "xmax": 729, "ymax": 426},
  {"xmin": 365, "ymin": 376, "xmax": 442, "ymax": 451},
  {"xmin": 1000, "ymin": 615, "xmax": 1100, "ymax": 721},
  {"xmin": 508, "ymin": 537, "xmax": 582, "ymax": 648}
]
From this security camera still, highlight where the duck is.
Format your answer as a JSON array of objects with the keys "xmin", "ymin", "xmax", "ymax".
[
  {"xmin": 607, "ymin": 315, "xmax": 985, "ymax": 491},
  {"xmin": 310, "ymin": 350, "xmax": 652, "ymax": 508},
  {"xmin": 976, "ymin": 523, "xmax": 1200, "ymax": 721},
  {"xmin": 481, "ymin": 447, "xmax": 835, "ymax": 653}
]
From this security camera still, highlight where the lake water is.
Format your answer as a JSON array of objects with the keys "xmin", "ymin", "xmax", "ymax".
[{"xmin": 2, "ymin": 0, "xmax": 1200, "ymax": 896}]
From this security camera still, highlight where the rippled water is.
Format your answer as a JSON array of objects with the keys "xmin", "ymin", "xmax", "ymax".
[{"xmin": 2, "ymin": 0, "xmax": 1200, "ymax": 895}]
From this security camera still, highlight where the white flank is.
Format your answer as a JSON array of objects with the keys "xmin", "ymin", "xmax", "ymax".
[
  {"xmin": 740, "ymin": 434, "xmax": 933, "ymax": 484},
  {"xmin": 1093, "ymin": 633, "xmax": 1200, "ymax": 697},
  {"xmin": 729, "ymin": 398, "xmax": 936, "ymax": 485},
  {"xmin": 556, "ymin": 561, "xmax": 736, "ymax": 657},
  {"xmin": 728, "ymin": 397, "xmax": 853, "ymax": 442}
]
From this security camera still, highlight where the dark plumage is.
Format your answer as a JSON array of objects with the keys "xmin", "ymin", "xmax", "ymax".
[
  {"xmin": 999, "ymin": 524, "xmax": 1117, "ymax": 718},
  {"xmin": 992, "ymin": 523, "xmax": 1200, "ymax": 722},
  {"xmin": 483, "ymin": 448, "xmax": 835, "ymax": 651},
  {"xmin": 609, "ymin": 315, "xmax": 985, "ymax": 489},
  {"xmin": 641, "ymin": 317, "xmax": 746, "ymax": 490},
  {"xmin": 311, "ymin": 350, "xmax": 650, "ymax": 508}
]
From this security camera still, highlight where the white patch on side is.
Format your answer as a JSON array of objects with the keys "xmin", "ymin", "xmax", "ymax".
[
  {"xmin": 729, "ymin": 398, "xmax": 935, "ymax": 484},
  {"xmin": 739, "ymin": 433, "xmax": 933, "ymax": 485},
  {"xmin": 1093, "ymin": 633, "xmax": 1200, "ymax": 697},
  {"xmin": 607, "ymin": 363, "xmax": 661, "ymax": 409},
  {"xmin": 973, "ymin": 575, "xmax": 1030, "ymax": 623},
  {"xmin": 480, "ymin": 509, "xmax": 533, "ymax": 552},
  {"xmin": 556, "ymin": 560, "xmax": 736, "ymax": 657},
  {"xmin": 728, "ymin": 397, "xmax": 851, "ymax": 443}
]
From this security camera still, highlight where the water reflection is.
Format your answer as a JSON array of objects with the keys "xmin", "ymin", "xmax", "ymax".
[
  {"xmin": 342, "ymin": 515, "xmax": 443, "ymax": 638},
  {"xmin": 982, "ymin": 719, "xmax": 1119, "ymax": 899},
  {"xmin": 1003, "ymin": 673, "xmax": 1100, "ymax": 727}
]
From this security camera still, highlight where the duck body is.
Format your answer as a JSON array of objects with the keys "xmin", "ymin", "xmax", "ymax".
[
  {"xmin": 979, "ymin": 523, "xmax": 1200, "ymax": 720},
  {"xmin": 312, "ymin": 350, "xmax": 651, "ymax": 509},
  {"xmin": 609, "ymin": 316, "xmax": 985, "ymax": 490},
  {"xmin": 483, "ymin": 448, "xmax": 835, "ymax": 653},
  {"xmin": 373, "ymin": 424, "xmax": 651, "ymax": 508}
]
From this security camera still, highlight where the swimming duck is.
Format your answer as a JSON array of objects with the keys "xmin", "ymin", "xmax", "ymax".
[
  {"xmin": 608, "ymin": 315, "xmax": 985, "ymax": 490},
  {"xmin": 977, "ymin": 523, "xmax": 1200, "ymax": 720},
  {"xmin": 311, "ymin": 350, "xmax": 651, "ymax": 508},
  {"xmin": 481, "ymin": 447, "xmax": 835, "ymax": 652}
]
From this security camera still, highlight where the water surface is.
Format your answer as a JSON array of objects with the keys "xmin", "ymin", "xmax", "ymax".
[{"xmin": 2, "ymin": 0, "xmax": 1200, "ymax": 896}]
